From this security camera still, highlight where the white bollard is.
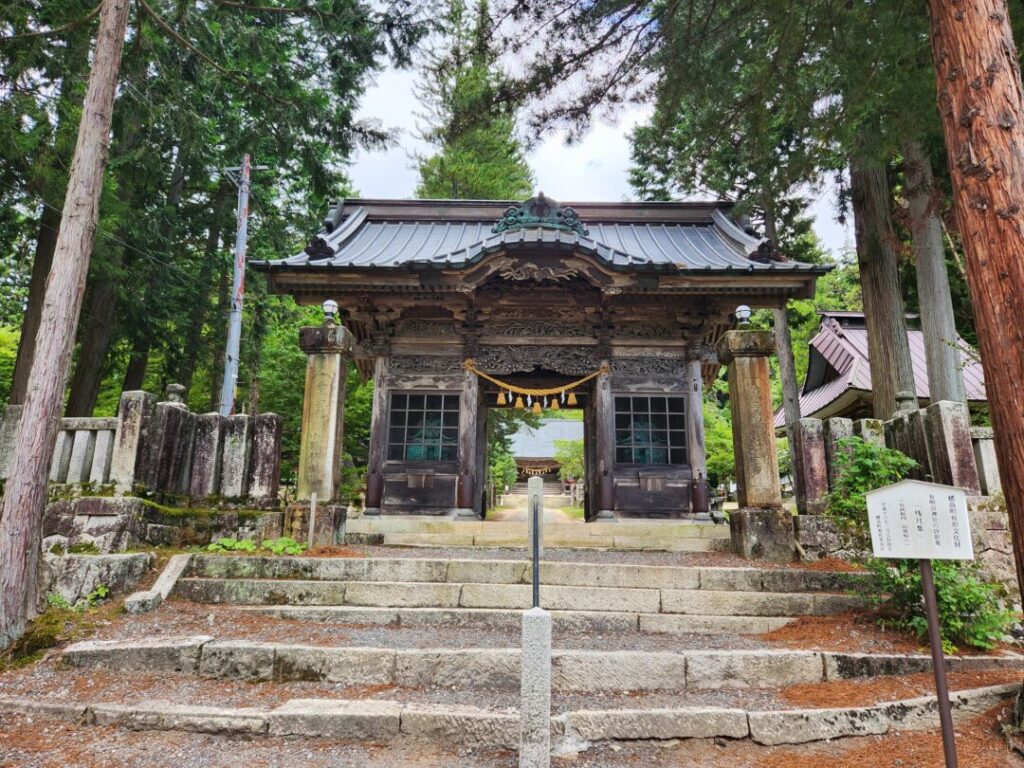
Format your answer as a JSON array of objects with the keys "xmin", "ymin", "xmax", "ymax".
[
  {"xmin": 519, "ymin": 606, "xmax": 551, "ymax": 767},
  {"xmin": 527, "ymin": 475, "xmax": 544, "ymax": 559}
]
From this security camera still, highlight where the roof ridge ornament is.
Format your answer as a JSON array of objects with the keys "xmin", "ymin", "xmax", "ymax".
[{"xmin": 492, "ymin": 193, "xmax": 590, "ymax": 237}]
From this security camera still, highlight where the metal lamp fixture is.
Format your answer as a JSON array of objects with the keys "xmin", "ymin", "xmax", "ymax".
[
  {"xmin": 322, "ymin": 299, "xmax": 339, "ymax": 325},
  {"xmin": 735, "ymin": 304, "xmax": 752, "ymax": 327}
]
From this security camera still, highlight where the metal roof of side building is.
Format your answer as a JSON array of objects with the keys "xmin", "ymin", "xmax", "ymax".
[
  {"xmin": 774, "ymin": 311, "xmax": 987, "ymax": 428},
  {"xmin": 509, "ymin": 418, "xmax": 585, "ymax": 460},
  {"xmin": 252, "ymin": 195, "xmax": 832, "ymax": 275}
]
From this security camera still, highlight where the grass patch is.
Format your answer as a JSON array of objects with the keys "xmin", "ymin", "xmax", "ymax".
[
  {"xmin": 1, "ymin": 597, "xmax": 118, "ymax": 670},
  {"xmin": 559, "ymin": 505, "xmax": 586, "ymax": 521}
]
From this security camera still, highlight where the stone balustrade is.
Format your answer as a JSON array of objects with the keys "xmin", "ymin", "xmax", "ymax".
[{"xmin": 0, "ymin": 387, "xmax": 283, "ymax": 506}]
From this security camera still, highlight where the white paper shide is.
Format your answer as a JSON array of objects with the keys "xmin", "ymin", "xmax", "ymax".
[{"xmin": 866, "ymin": 480, "xmax": 973, "ymax": 561}]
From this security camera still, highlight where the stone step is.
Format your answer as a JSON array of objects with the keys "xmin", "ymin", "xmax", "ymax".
[
  {"xmin": 240, "ymin": 605, "xmax": 796, "ymax": 635},
  {"xmin": 187, "ymin": 554, "xmax": 872, "ymax": 594},
  {"xmin": 175, "ymin": 577, "xmax": 866, "ymax": 616},
  {"xmin": 379, "ymin": 532, "xmax": 726, "ymax": 551},
  {"xmin": 3, "ymin": 684, "xmax": 1017, "ymax": 748},
  {"xmin": 346, "ymin": 517, "xmax": 729, "ymax": 538},
  {"xmin": 61, "ymin": 636, "xmax": 1024, "ymax": 692}
]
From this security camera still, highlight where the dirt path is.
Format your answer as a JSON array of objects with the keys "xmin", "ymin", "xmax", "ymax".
[{"xmin": 487, "ymin": 495, "xmax": 579, "ymax": 523}]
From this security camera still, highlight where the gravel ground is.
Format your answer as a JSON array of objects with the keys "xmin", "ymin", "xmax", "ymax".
[
  {"xmin": 1, "ymin": 707, "xmax": 1018, "ymax": 768},
  {"xmin": 77, "ymin": 600, "xmax": 771, "ymax": 651}
]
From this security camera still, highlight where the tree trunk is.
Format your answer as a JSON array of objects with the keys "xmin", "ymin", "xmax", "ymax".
[
  {"xmin": 849, "ymin": 160, "xmax": 917, "ymax": 420},
  {"xmin": 902, "ymin": 138, "xmax": 967, "ymax": 403},
  {"xmin": 926, "ymin": 0, "xmax": 1024, "ymax": 597},
  {"xmin": 64, "ymin": 274, "xmax": 119, "ymax": 416},
  {"xmin": 9, "ymin": 205, "xmax": 61, "ymax": 405},
  {"xmin": 0, "ymin": 0, "xmax": 131, "ymax": 648},
  {"xmin": 176, "ymin": 202, "xmax": 226, "ymax": 394},
  {"xmin": 122, "ymin": 335, "xmax": 150, "ymax": 391},
  {"xmin": 209, "ymin": 229, "xmax": 232, "ymax": 409}
]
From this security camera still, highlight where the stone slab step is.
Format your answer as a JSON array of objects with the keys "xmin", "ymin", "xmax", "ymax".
[
  {"xmin": 175, "ymin": 576, "xmax": 866, "ymax": 616},
  {"xmin": 188, "ymin": 554, "xmax": 870, "ymax": 594},
  {"xmin": 241, "ymin": 605, "xmax": 796, "ymax": 635},
  {"xmin": 60, "ymin": 637, "xmax": 1024, "ymax": 692},
  {"xmin": 378, "ymin": 532, "xmax": 728, "ymax": 551},
  {"xmin": 3, "ymin": 684, "xmax": 1016, "ymax": 748},
  {"xmin": 347, "ymin": 517, "xmax": 729, "ymax": 538}
]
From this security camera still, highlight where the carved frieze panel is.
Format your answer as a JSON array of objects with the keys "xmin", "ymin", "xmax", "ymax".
[
  {"xmin": 388, "ymin": 355, "xmax": 463, "ymax": 376},
  {"xmin": 400, "ymin": 319, "xmax": 456, "ymax": 337},
  {"xmin": 499, "ymin": 261, "xmax": 578, "ymax": 283},
  {"xmin": 614, "ymin": 324, "xmax": 679, "ymax": 340},
  {"xmin": 611, "ymin": 356, "xmax": 688, "ymax": 377},
  {"xmin": 483, "ymin": 320, "xmax": 589, "ymax": 338},
  {"xmin": 475, "ymin": 345, "xmax": 600, "ymax": 376}
]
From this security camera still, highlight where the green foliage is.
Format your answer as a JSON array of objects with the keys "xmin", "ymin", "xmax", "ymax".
[
  {"xmin": 416, "ymin": 1, "xmax": 534, "ymax": 200},
  {"xmin": 490, "ymin": 451, "xmax": 518, "ymax": 493},
  {"xmin": 207, "ymin": 537, "xmax": 257, "ymax": 554},
  {"xmin": 84, "ymin": 584, "xmax": 109, "ymax": 606},
  {"xmin": 867, "ymin": 559, "xmax": 1014, "ymax": 654},
  {"xmin": 260, "ymin": 537, "xmax": 306, "ymax": 556},
  {"xmin": 702, "ymin": 397, "xmax": 734, "ymax": 489},
  {"xmin": 553, "ymin": 438, "xmax": 584, "ymax": 482},
  {"xmin": 0, "ymin": 326, "xmax": 17, "ymax": 405},
  {"xmin": 826, "ymin": 437, "xmax": 917, "ymax": 542},
  {"xmin": 67, "ymin": 542, "xmax": 100, "ymax": 555},
  {"xmin": 45, "ymin": 593, "xmax": 72, "ymax": 611}
]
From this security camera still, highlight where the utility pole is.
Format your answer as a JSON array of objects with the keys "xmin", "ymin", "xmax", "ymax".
[
  {"xmin": 0, "ymin": 0, "xmax": 132, "ymax": 648},
  {"xmin": 218, "ymin": 154, "xmax": 252, "ymax": 416}
]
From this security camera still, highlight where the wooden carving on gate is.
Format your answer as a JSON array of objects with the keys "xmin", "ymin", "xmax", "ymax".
[
  {"xmin": 492, "ymin": 193, "xmax": 590, "ymax": 237},
  {"xmin": 476, "ymin": 345, "xmax": 600, "ymax": 376}
]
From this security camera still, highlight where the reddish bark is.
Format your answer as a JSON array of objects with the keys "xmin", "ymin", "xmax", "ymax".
[{"xmin": 926, "ymin": 0, "xmax": 1024, "ymax": 596}]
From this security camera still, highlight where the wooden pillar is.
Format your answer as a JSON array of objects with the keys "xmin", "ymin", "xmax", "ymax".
[
  {"xmin": 456, "ymin": 368, "xmax": 479, "ymax": 517},
  {"xmin": 593, "ymin": 364, "xmax": 615, "ymax": 519},
  {"xmin": 476, "ymin": 393, "xmax": 487, "ymax": 516},
  {"xmin": 364, "ymin": 354, "xmax": 389, "ymax": 514},
  {"xmin": 296, "ymin": 324, "xmax": 353, "ymax": 503},
  {"xmin": 687, "ymin": 359, "xmax": 707, "ymax": 480}
]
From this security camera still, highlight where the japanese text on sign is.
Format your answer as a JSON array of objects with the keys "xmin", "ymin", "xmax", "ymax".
[{"xmin": 866, "ymin": 480, "xmax": 973, "ymax": 561}]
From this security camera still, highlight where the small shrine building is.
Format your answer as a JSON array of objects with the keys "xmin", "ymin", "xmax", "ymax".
[{"xmin": 254, "ymin": 195, "xmax": 827, "ymax": 520}]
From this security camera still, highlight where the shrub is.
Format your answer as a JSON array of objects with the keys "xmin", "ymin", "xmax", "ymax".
[
  {"xmin": 826, "ymin": 437, "xmax": 917, "ymax": 544},
  {"xmin": 867, "ymin": 558, "xmax": 1014, "ymax": 653},
  {"xmin": 207, "ymin": 537, "xmax": 257, "ymax": 553}
]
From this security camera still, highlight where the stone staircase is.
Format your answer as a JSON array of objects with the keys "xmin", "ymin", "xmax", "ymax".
[
  {"xmin": 3, "ymin": 550, "xmax": 1022, "ymax": 765},
  {"xmin": 346, "ymin": 516, "xmax": 731, "ymax": 551}
]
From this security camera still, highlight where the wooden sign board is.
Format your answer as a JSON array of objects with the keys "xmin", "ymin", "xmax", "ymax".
[{"xmin": 865, "ymin": 479, "xmax": 973, "ymax": 561}]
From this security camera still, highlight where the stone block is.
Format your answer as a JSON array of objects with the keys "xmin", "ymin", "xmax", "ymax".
[
  {"xmin": 907, "ymin": 409, "xmax": 933, "ymax": 480},
  {"xmin": 62, "ymin": 635, "xmax": 211, "ymax": 674},
  {"xmin": 147, "ymin": 403, "xmax": 197, "ymax": 494},
  {"xmin": 268, "ymin": 698, "xmax": 400, "ymax": 739},
  {"xmin": 445, "ymin": 559, "xmax": 529, "ymax": 585},
  {"xmin": 65, "ymin": 429, "xmax": 97, "ymax": 485},
  {"xmin": 822, "ymin": 417, "xmax": 853, "ymax": 490},
  {"xmin": 520, "ymin": 607, "xmax": 552, "ymax": 767},
  {"xmin": 248, "ymin": 413, "xmax": 282, "ymax": 501},
  {"xmin": 639, "ymin": 614, "xmax": 787, "ymax": 635},
  {"xmin": 567, "ymin": 707, "xmax": 749, "ymax": 741},
  {"xmin": 853, "ymin": 418, "xmax": 884, "ymax": 447},
  {"xmin": 174, "ymin": 578, "xmax": 346, "ymax": 606},
  {"xmin": 49, "ymin": 430, "xmax": 73, "ymax": 482},
  {"xmin": 541, "ymin": 561, "xmax": 699, "ymax": 590},
  {"xmin": 400, "ymin": 703, "xmax": 518, "ymax": 748},
  {"xmin": 925, "ymin": 400, "xmax": 981, "ymax": 493},
  {"xmin": 553, "ymin": 650, "xmax": 687, "ymax": 692},
  {"xmin": 42, "ymin": 553, "xmax": 151, "ymax": 607},
  {"xmin": 686, "ymin": 650, "xmax": 823, "ymax": 689},
  {"xmin": 283, "ymin": 502, "xmax": 345, "ymax": 547},
  {"xmin": 748, "ymin": 706, "xmax": 889, "ymax": 745},
  {"xmin": 110, "ymin": 702, "xmax": 268, "ymax": 735},
  {"xmin": 344, "ymin": 581, "xmax": 460, "ymax": 608},
  {"xmin": 110, "ymin": 391, "xmax": 156, "ymax": 492},
  {"xmin": 822, "ymin": 653, "xmax": 932, "ymax": 681},
  {"xmin": 219, "ymin": 415, "xmax": 253, "ymax": 499},
  {"xmin": 730, "ymin": 507, "xmax": 797, "ymax": 562},
  {"xmin": 89, "ymin": 429, "xmax": 115, "ymax": 485},
  {"xmin": 188, "ymin": 413, "xmax": 224, "ymax": 499},
  {"xmin": 793, "ymin": 419, "xmax": 828, "ymax": 514},
  {"xmin": 458, "ymin": 583, "xmax": 661, "ymax": 613},
  {"xmin": 972, "ymin": 427, "xmax": 1002, "ymax": 496},
  {"xmin": 199, "ymin": 641, "xmax": 276, "ymax": 681},
  {"xmin": 274, "ymin": 645, "xmax": 395, "ymax": 684},
  {"xmin": 660, "ymin": 589, "xmax": 815, "ymax": 617},
  {"xmin": 395, "ymin": 648, "xmax": 519, "ymax": 688}
]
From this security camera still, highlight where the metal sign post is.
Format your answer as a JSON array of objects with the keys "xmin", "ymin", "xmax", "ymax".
[
  {"xmin": 531, "ymin": 490, "xmax": 540, "ymax": 608},
  {"xmin": 866, "ymin": 479, "xmax": 973, "ymax": 768}
]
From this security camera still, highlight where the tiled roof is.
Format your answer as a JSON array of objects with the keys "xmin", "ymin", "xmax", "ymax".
[
  {"xmin": 253, "ymin": 198, "xmax": 830, "ymax": 274},
  {"xmin": 774, "ymin": 312, "xmax": 987, "ymax": 427}
]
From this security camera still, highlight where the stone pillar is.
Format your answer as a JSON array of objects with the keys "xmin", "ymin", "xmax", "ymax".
[
  {"xmin": 853, "ymin": 418, "xmax": 885, "ymax": 447},
  {"xmin": 89, "ymin": 429, "xmax": 115, "ymax": 485},
  {"xmin": 189, "ymin": 413, "xmax": 225, "ymax": 499},
  {"xmin": 296, "ymin": 323, "xmax": 354, "ymax": 503},
  {"xmin": 220, "ymin": 414, "xmax": 253, "ymax": 499},
  {"xmin": 110, "ymin": 391, "xmax": 156, "ymax": 494},
  {"xmin": 972, "ymin": 427, "xmax": 1002, "ymax": 496},
  {"xmin": 248, "ymin": 413, "xmax": 283, "ymax": 503},
  {"xmin": 65, "ymin": 429, "xmax": 97, "ymax": 485},
  {"xmin": 148, "ymin": 396, "xmax": 196, "ymax": 494},
  {"xmin": 793, "ymin": 418, "xmax": 828, "ymax": 514},
  {"xmin": 455, "ymin": 368, "xmax": 479, "ymax": 518},
  {"xmin": 364, "ymin": 354, "xmax": 389, "ymax": 515},
  {"xmin": 716, "ymin": 329, "xmax": 792, "ymax": 561},
  {"xmin": 925, "ymin": 400, "xmax": 981, "ymax": 493},
  {"xmin": 908, "ymin": 408, "xmax": 934, "ymax": 480},
  {"xmin": 686, "ymin": 359, "xmax": 707, "ymax": 481},
  {"xmin": 822, "ymin": 417, "xmax": 853, "ymax": 490},
  {"xmin": 593, "ymin": 364, "xmax": 616, "ymax": 519}
]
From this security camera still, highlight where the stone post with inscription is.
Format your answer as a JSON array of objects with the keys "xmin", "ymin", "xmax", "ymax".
[
  {"xmin": 455, "ymin": 366, "xmax": 480, "ymax": 518},
  {"xmin": 716, "ymin": 329, "xmax": 794, "ymax": 561},
  {"xmin": 296, "ymin": 323, "xmax": 354, "ymax": 502},
  {"xmin": 363, "ymin": 352, "xmax": 390, "ymax": 516},
  {"xmin": 593, "ymin": 362, "xmax": 616, "ymax": 520}
]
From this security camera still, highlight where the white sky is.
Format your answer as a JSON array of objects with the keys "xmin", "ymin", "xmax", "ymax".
[{"xmin": 349, "ymin": 68, "xmax": 854, "ymax": 257}]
